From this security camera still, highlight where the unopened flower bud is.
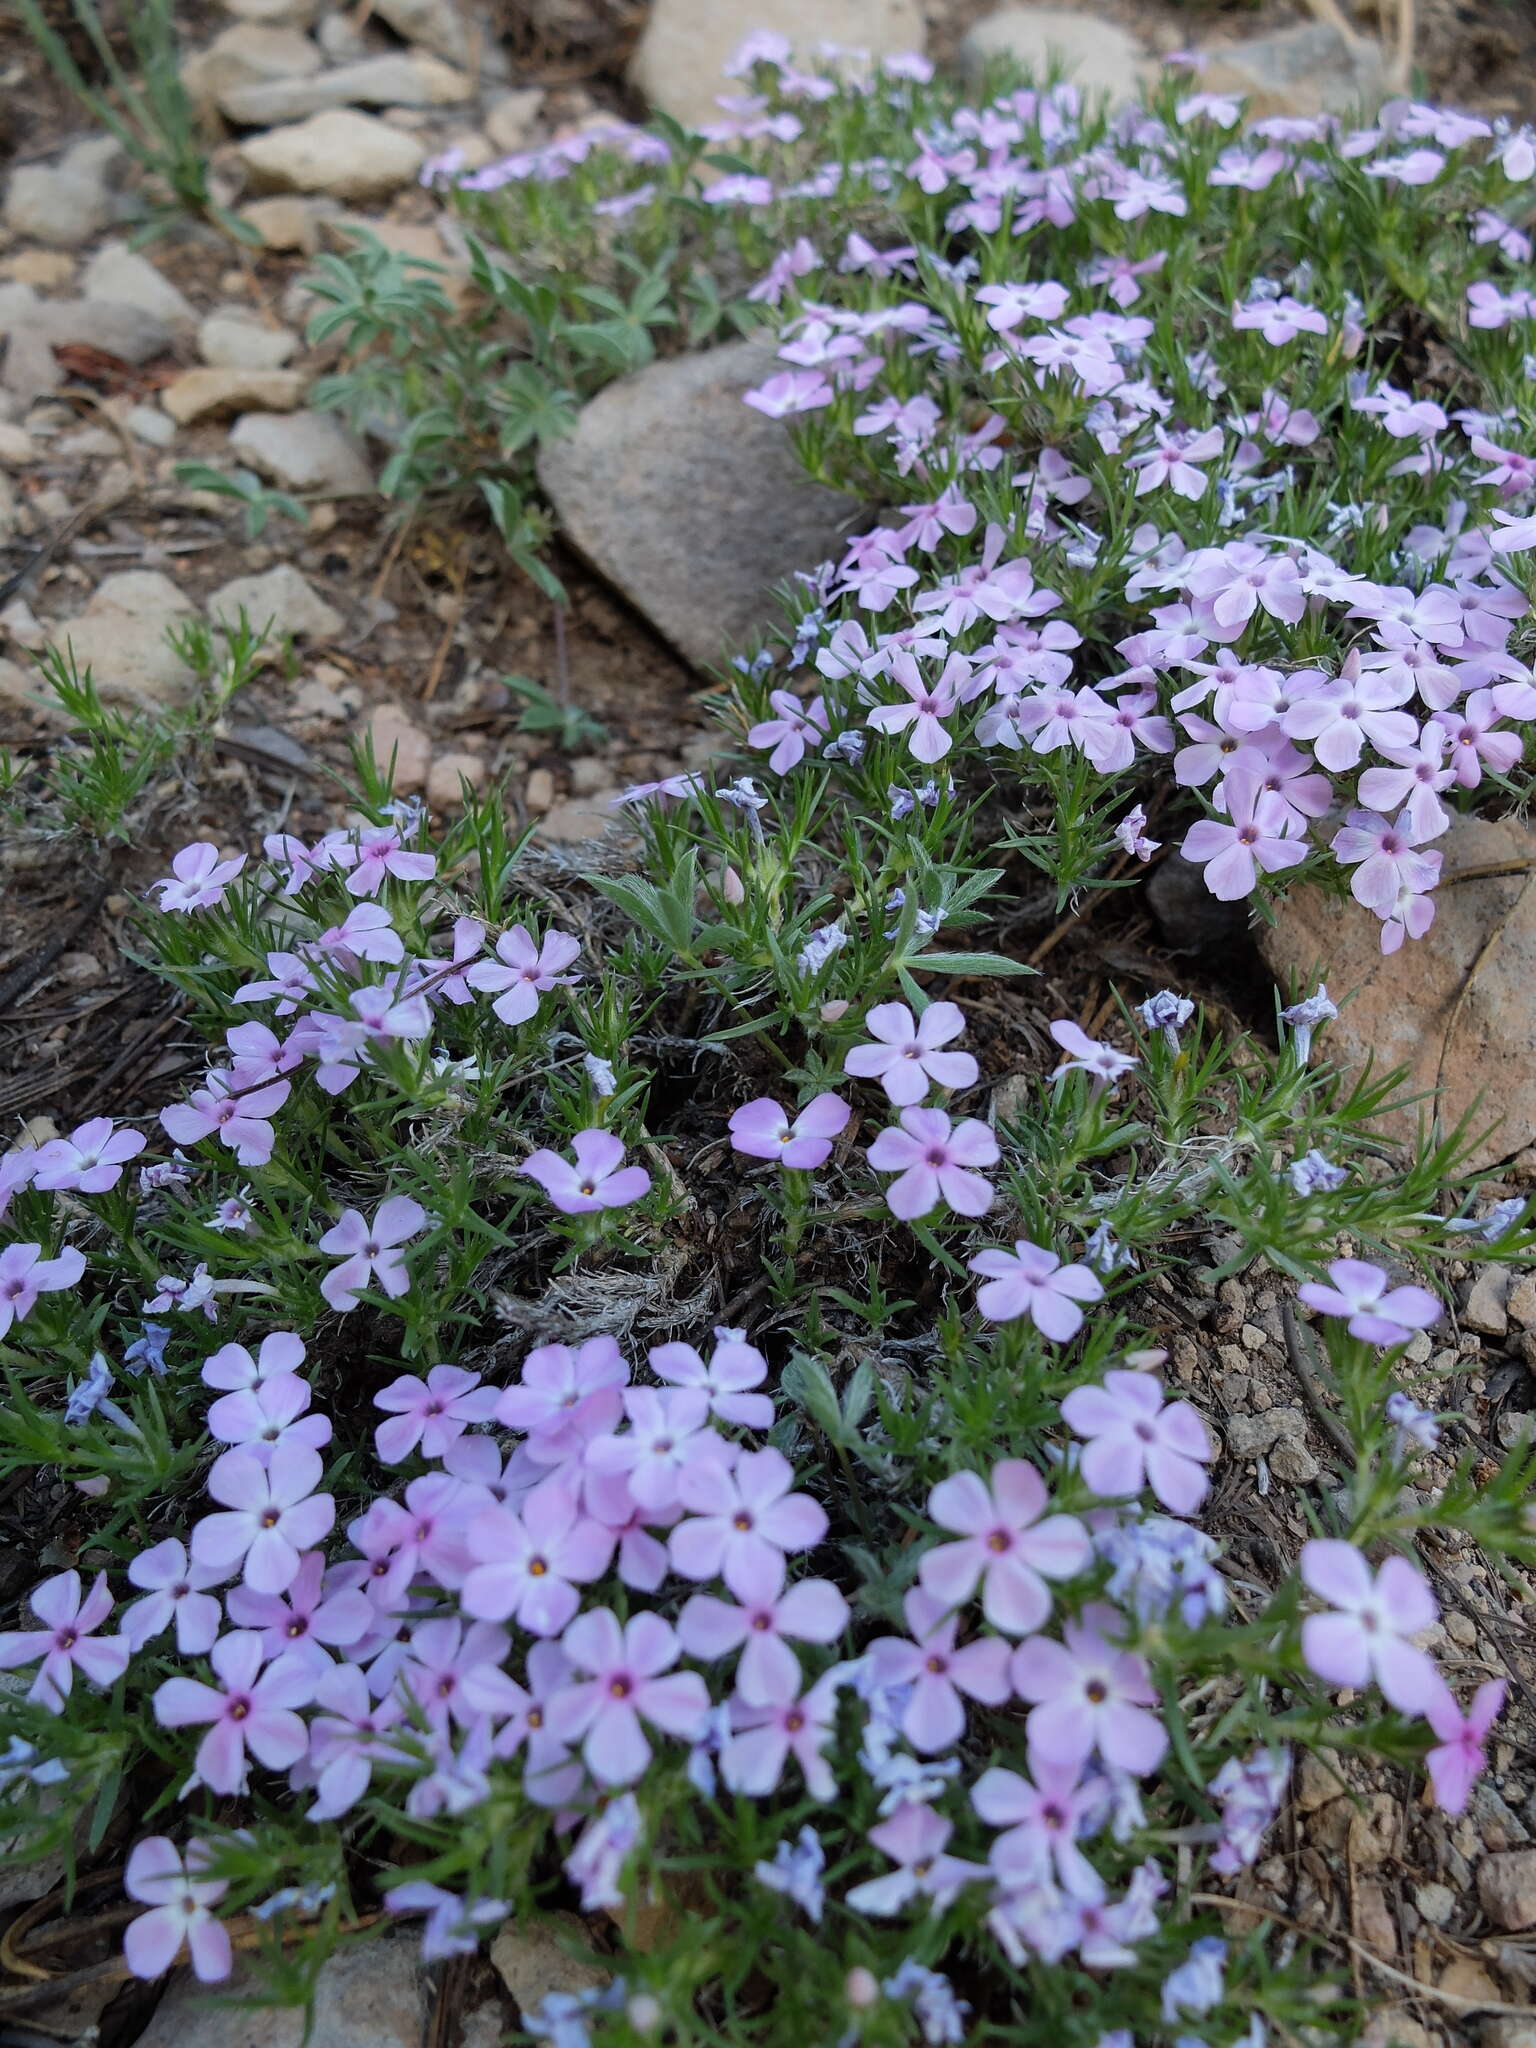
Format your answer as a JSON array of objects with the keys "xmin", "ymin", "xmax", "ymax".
[
  {"xmin": 820, "ymin": 1000, "xmax": 850, "ymax": 1023},
  {"xmin": 846, "ymin": 1967, "xmax": 880, "ymax": 2008}
]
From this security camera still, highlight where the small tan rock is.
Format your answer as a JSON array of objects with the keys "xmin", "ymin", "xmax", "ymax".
[
  {"xmin": 1463, "ymin": 1264, "xmax": 1513, "ymax": 1336},
  {"xmin": 1478, "ymin": 1850, "xmax": 1536, "ymax": 1931},
  {"xmin": 1507, "ymin": 1272, "xmax": 1536, "ymax": 1330},
  {"xmin": 525, "ymin": 766, "xmax": 555, "ymax": 815},
  {"xmin": 237, "ymin": 108, "xmax": 427, "ymax": 202},
  {"xmin": 2, "ymin": 249, "xmax": 77, "ymax": 289},
  {"xmin": 484, "ymin": 88, "xmax": 543, "ymax": 151},
  {"xmin": 238, "ymin": 194, "xmax": 324, "ymax": 252},
  {"xmin": 490, "ymin": 1913, "xmax": 609, "ymax": 2015},
  {"xmin": 162, "ymin": 367, "xmax": 308, "ymax": 425},
  {"xmin": 427, "ymin": 749, "xmax": 486, "ymax": 810}
]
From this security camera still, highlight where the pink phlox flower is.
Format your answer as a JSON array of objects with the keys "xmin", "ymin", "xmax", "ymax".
[
  {"xmin": 343, "ymin": 825, "xmax": 436, "ymax": 898},
  {"xmin": 0, "ymin": 1241, "xmax": 85, "ymax": 1337},
  {"xmin": 495, "ymin": 1334, "xmax": 628, "ymax": 1462},
  {"xmin": 1011, "ymin": 1604, "xmax": 1168, "ymax": 1775},
  {"xmin": 1423, "ymin": 1675, "xmax": 1506, "ymax": 1815},
  {"xmin": 744, "ymin": 368, "xmax": 835, "ymax": 417},
  {"xmin": 123, "ymin": 1538, "xmax": 224, "ymax": 1655},
  {"xmin": 973, "ymin": 1753, "xmax": 1105, "ymax": 1901},
  {"xmin": 867, "ymin": 1585, "xmax": 1011, "ymax": 1752},
  {"xmin": 1129, "ymin": 424, "xmax": 1224, "ymax": 500},
  {"xmin": 551, "ymin": 1607, "xmax": 710, "ymax": 1785},
  {"xmin": 866, "ymin": 1106, "xmax": 998, "ymax": 1221},
  {"xmin": 206, "ymin": 1372, "xmax": 331, "ymax": 1460},
  {"xmin": 728, "ymin": 1092, "xmax": 851, "ymax": 1169},
  {"xmin": 373, "ymin": 1364, "xmax": 499, "ymax": 1465},
  {"xmin": 306, "ymin": 1659, "xmax": 407, "ymax": 1819},
  {"xmin": 1432, "ymin": 689, "xmax": 1523, "ymax": 787},
  {"xmin": 585, "ymin": 1386, "xmax": 730, "ymax": 1513},
  {"xmin": 843, "ymin": 999, "xmax": 978, "ymax": 1106},
  {"xmin": 413, "ymin": 916, "xmax": 485, "ymax": 1006},
  {"xmin": 31, "ymin": 1117, "xmax": 146, "ymax": 1193},
  {"xmin": 893, "ymin": 485, "xmax": 978, "ymax": 552},
  {"xmin": 846, "ymin": 1801, "xmax": 988, "ymax": 1916},
  {"xmin": 920, "ymin": 1462, "xmax": 1089, "ymax": 1637},
  {"xmin": 201, "ymin": 1330, "xmax": 305, "ymax": 1393},
  {"xmin": 1351, "ymin": 381, "xmax": 1448, "ymax": 442},
  {"xmin": 235, "ymin": 949, "xmax": 318, "ymax": 1016},
  {"xmin": 460, "ymin": 1478, "xmax": 614, "ymax": 1635},
  {"xmin": 144, "ymin": 1263, "xmax": 221, "ymax": 1320},
  {"xmin": 311, "ymin": 900, "xmax": 404, "ymax": 971},
  {"xmin": 0, "ymin": 1145, "xmax": 37, "ymax": 1222},
  {"xmin": 152, "ymin": 1629, "xmax": 314, "ymax": 1794},
  {"xmin": 1180, "ymin": 769, "xmax": 1308, "ymax": 900},
  {"xmin": 152, "ymin": 843, "xmax": 246, "ymax": 913},
  {"xmin": 160, "ymin": 1072, "xmax": 291, "ymax": 1168},
  {"xmin": 1364, "ymin": 147, "xmax": 1446, "ymax": 184},
  {"xmin": 677, "ymin": 1550, "xmax": 847, "ymax": 1705},
  {"xmin": 123, "ymin": 1837, "xmax": 231, "ymax": 1983},
  {"xmin": 670, "ymin": 1445, "xmax": 828, "ymax": 1594},
  {"xmin": 1231, "ymin": 293, "xmax": 1328, "ymax": 344},
  {"xmin": 348, "ymin": 1473, "xmax": 476, "ymax": 1602},
  {"xmin": 914, "ymin": 524, "xmax": 1054, "ymax": 635},
  {"xmin": 191, "ymin": 1442, "xmax": 335, "ymax": 1595},
  {"xmin": 969, "ymin": 1239, "xmax": 1106, "ymax": 1339},
  {"xmin": 1282, "ymin": 668, "xmax": 1419, "ymax": 772},
  {"xmin": 720, "ymin": 1671, "xmax": 841, "ymax": 1800},
  {"xmin": 226, "ymin": 1550, "xmax": 373, "ymax": 1672},
  {"xmin": 398, "ymin": 1615, "xmax": 511, "ymax": 1729},
  {"xmin": 1298, "ymin": 1257, "xmax": 1440, "ymax": 1346},
  {"xmin": 465, "ymin": 923, "xmax": 581, "ymax": 1025},
  {"xmin": 520, "ymin": 1129, "xmax": 651, "ymax": 1215},
  {"xmin": 1060, "ymin": 1371, "xmax": 1212, "ymax": 1514},
  {"xmin": 1298, "ymin": 1538, "xmax": 1441, "ymax": 1712},
  {"xmin": 748, "ymin": 691, "xmax": 829, "ymax": 773},
  {"xmin": 649, "ymin": 1327, "xmax": 774, "ymax": 1430},
  {"xmin": 1184, "ymin": 541, "xmax": 1306, "ymax": 634},
  {"xmin": 1048, "ymin": 1019, "xmax": 1140, "ymax": 1090},
  {"xmin": 866, "ymin": 650, "xmax": 969, "ymax": 763},
  {"xmin": 1357, "ymin": 725, "xmax": 1455, "ymax": 839},
  {"xmin": 1329, "ymin": 810, "xmax": 1442, "ymax": 918},
  {"xmin": 318, "ymin": 1195, "xmax": 427, "ymax": 1313},
  {"xmin": 975, "ymin": 279, "xmax": 1070, "ymax": 332},
  {"xmin": 0, "ymin": 1568, "xmax": 128, "ymax": 1711}
]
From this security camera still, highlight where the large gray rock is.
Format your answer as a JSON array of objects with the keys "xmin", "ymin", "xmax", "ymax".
[
  {"xmin": 1198, "ymin": 22, "xmax": 1387, "ymax": 120},
  {"xmin": 48, "ymin": 571, "xmax": 198, "ymax": 708},
  {"xmin": 3, "ymin": 136, "xmax": 123, "ymax": 248},
  {"xmin": 228, "ymin": 409, "xmax": 373, "ymax": 494},
  {"xmin": 1258, "ymin": 813, "xmax": 1536, "ymax": 1173},
  {"xmin": 538, "ymin": 338, "xmax": 860, "ymax": 672},
  {"xmin": 629, "ymin": 0, "xmax": 926, "ymax": 129},
  {"xmin": 130, "ymin": 1938, "xmax": 427, "ymax": 2048},
  {"xmin": 236, "ymin": 108, "xmax": 426, "ymax": 201},
  {"xmin": 81, "ymin": 242, "xmax": 197, "ymax": 333},
  {"xmin": 959, "ymin": 7, "xmax": 1148, "ymax": 102}
]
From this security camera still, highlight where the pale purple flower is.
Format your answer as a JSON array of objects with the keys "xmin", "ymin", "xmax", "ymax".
[
  {"xmin": 0, "ymin": 1569, "xmax": 128, "ymax": 1711},
  {"xmin": 1279, "ymin": 985, "xmax": 1337, "ymax": 1063},
  {"xmin": 721, "ymin": 1672, "xmax": 840, "ymax": 1801},
  {"xmin": 1424, "ymin": 1676, "xmax": 1506, "ymax": 1816},
  {"xmin": 191, "ymin": 1443, "xmax": 335, "ymax": 1595},
  {"xmin": 973, "ymin": 1753, "xmax": 1103, "ymax": 1899},
  {"xmin": 152, "ymin": 1630, "xmax": 313, "ymax": 1794},
  {"xmin": 969, "ymin": 1240, "xmax": 1105, "ymax": 1339},
  {"xmin": 677, "ymin": 1553, "xmax": 847, "ymax": 1704},
  {"xmin": 1011, "ymin": 1604, "xmax": 1168, "ymax": 1775},
  {"xmin": 384, "ymin": 1881, "xmax": 507, "ymax": 1961},
  {"xmin": 152, "ymin": 843, "xmax": 246, "ymax": 913},
  {"xmin": 144, "ymin": 1263, "xmax": 218, "ymax": 1320},
  {"xmin": 31, "ymin": 1117, "xmax": 146, "ymax": 1193},
  {"xmin": 919, "ymin": 1461, "xmax": 1089, "ymax": 1636},
  {"xmin": 1061, "ymin": 1372, "xmax": 1213, "ymax": 1514},
  {"xmin": 318, "ymin": 1196, "xmax": 426, "ymax": 1312},
  {"xmin": 867, "ymin": 1106, "xmax": 997, "ymax": 1220},
  {"xmin": 520, "ymin": 1129, "xmax": 651, "ymax": 1214},
  {"xmin": 206, "ymin": 1373, "xmax": 330, "ymax": 1458},
  {"xmin": 1162, "ymin": 1936, "xmax": 1228, "ymax": 2024},
  {"xmin": 866, "ymin": 650, "xmax": 969, "ymax": 762},
  {"xmin": 373, "ymin": 1365, "xmax": 499, "ymax": 1465},
  {"xmin": 202, "ymin": 1330, "xmax": 306, "ymax": 1393},
  {"xmin": 882, "ymin": 1961, "xmax": 970, "ymax": 2045},
  {"xmin": 868, "ymin": 1586, "xmax": 1012, "ymax": 1752},
  {"xmin": 460, "ymin": 1480, "xmax": 613, "ymax": 1635},
  {"xmin": 123, "ymin": 1539, "xmax": 223, "ymax": 1655},
  {"xmin": 585, "ymin": 1386, "xmax": 728, "ymax": 1513},
  {"xmin": 341, "ymin": 825, "xmax": 436, "ymax": 898},
  {"xmin": 748, "ymin": 691, "xmax": 828, "ymax": 773},
  {"xmin": 1048, "ymin": 1020, "xmax": 1139, "ymax": 1091},
  {"xmin": 754, "ymin": 1825, "xmax": 825, "ymax": 1921},
  {"xmin": 1298, "ymin": 1538, "xmax": 1440, "ymax": 1711},
  {"xmin": 465, "ymin": 924, "xmax": 580, "ymax": 1026},
  {"xmin": 1181, "ymin": 773, "xmax": 1307, "ymax": 901},
  {"xmin": 306, "ymin": 1661, "xmax": 406, "ymax": 1820},
  {"xmin": 729, "ymin": 1093, "xmax": 850, "ymax": 1169},
  {"xmin": 670, "ymin": 1446, "xmax": 828, "ymax": 1595},
  {"xmin": 564, "ymin": 1792, "xmax": 643, "ymax": 1912},
  {"xmin": 0, "ymin": 1242, "xmax": 86, "ymax": 1338},
  {"xmin": 123, "ymin": 1838, "xmax": 231, "ymax": 1983},
  {"xmin": 843, "ymin": 1001, "xmax": 978, "ymax": 1107},
  {"xmin": 226, "ymin": 1550, "xmax": 373, "ymax": 1672},
  {"xmin": 1289, "ymin": 1148, "xmax": 1346, "ymax": 1196},
  {"xmin": 649, "ymin": 1328, "xmax": 773, "ymax": 1430},
  {"xmin": 1298, "ymin": 1258, "xmax": 1440, "ymax": 1346},
  {"xmin": 496, "ymin": 1334, "xmax": 628, "ymax": 1461},
  {"xmin": 1330, "ymin": 810, "xmax": 1441, "ymax": 918},
  {"xmin": 1209, "ymin": 1746, "xmax": 1290, "ymax": 1873},
  {"xmin": 1231, "ymin": 293, "xmax": 1328, "ymax": 344},
  {"xmin": 551, "ymin": 1608, "xmax": 710, "ymax": 1785},
  {"xmin": 846, "ymin": 1802, "xmax": 987, "ymax": 1915}
]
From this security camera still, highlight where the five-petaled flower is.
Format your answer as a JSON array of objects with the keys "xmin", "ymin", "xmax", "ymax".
[{"xmin": 520, "ymin": 1130, "xmax": 651, "ymax": 1214}]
